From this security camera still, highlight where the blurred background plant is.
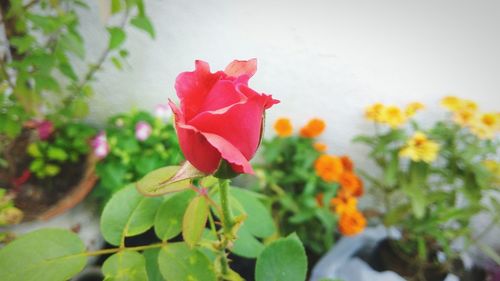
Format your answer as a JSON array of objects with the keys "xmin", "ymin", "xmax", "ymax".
[
  {"xmin": 0, "ymin": 0, "xmax": 154, "ymax": 174},
  {"xmin": 252, "ymin": 117, "xmax": 366, "ymax": 261},
  {"xmin": 354, "ymin": 97, "xmax": 499, "ymax": 278},
  {"xmin": 90, "ymin": 106, "xmax": 182, "ymax": 208}
]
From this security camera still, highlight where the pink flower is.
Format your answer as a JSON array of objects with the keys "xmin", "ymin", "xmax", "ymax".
[
  {"xmin": 135, "ymin": 121, "xmax": 152, "ymax": 141},
  {"xmin": 154, "ymin": 104, "xmax": 172, "ymax": 122},
  {"xmin": 91, "ymin": 132, "xmax": 109, "ymax": 159},
  {"xmin": 169, "ymin": 59, "xmax": 279, "ymax": 176},
  {"xmin": 36, "ymin": 120, "xmax": 54, "ymax": 140}
]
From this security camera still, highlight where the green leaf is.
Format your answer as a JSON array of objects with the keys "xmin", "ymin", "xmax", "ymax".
[
  {"xmin": 0, "ymin": 228, "xmax": 86, "ymax": 281},
  {"xmin": 101, "ymin": 185, "xmax": 162, "ymax": 246},
  {"xmin": 47, "ymin": 147, "xmax": 68, "ymax": 161},
  {"xmin": 102, "ymin": 251, "xmax": 148, "ymax": 281},
  {"xmin": 27, "ymin": 143, "xmax": 42, "ymax": 158},
  {"xmin": 143, "ymin": 249, "xmax": 165, "ymax": 281},
  {"xmin": 111, "ymin": 56, "xmax": 123, "ymax": 70},
  {"xmin": 231, "ymin": 187, "xmax": 275, "ymax": 238},
  {"xmin": 45, "ymin": 164, "xmax": 61, "ymax": 176},
  {"xmin": 136, "ymin": 163, "xmax": 204, "ymax": 196},
  {"xmin": 70, "ymin": 98, "xmax": 90, "ymax": 118},
  {"xmin": 154, "ymin": 189, "xmax": 195, "ymax": 241},
  {"xmin": 111, "ymin": 0, "xmax": 123, "ymax": 14},
  {"xmin": 108, "ymin": 27, "xmax": 126, "ymax": 50},
  {"xmin": 59, "ymin": 32, "xmax": 85, "ymax": 59},
  {"xmin": 158, "ymin": 243, "xmax": 216, "ymax": 281},
  {"xmin": 130, "ymin": 15, "xmax": 155, "ymax": 39},
  {"xmin": 402, "ymin": 183, "xmax": 426, "ymax": 219},
  {"xmin": 182, "ymin": 195, "xmax": 208, "ymax": 248},
  {"xmin": 255, "ymin": 234, "xmax": 307, "ymax": 281},
  {"xmin": 232, "ymin": 225, "xmax": 264, "ymax": 258}
]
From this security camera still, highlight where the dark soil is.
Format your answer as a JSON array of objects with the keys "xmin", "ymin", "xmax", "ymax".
[
  {"xmin": 0, "ymin": 130, "xmax": 86, "ymax": 221},
  {"xmin": 368, "ymin": 238, "xmax": 487, "ymax": 281}
]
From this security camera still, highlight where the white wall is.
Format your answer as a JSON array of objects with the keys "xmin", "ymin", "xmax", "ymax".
[{"xmin": 83, "ymin": 0, "xmax": 500, "ymax": 166}]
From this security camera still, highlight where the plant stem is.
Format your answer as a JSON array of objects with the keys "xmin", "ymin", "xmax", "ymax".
[
  {"xmin": 219, "ymin": 179, "xmax": 233, "ymax": 234},
  {"xmin": 218, "ymin": 178, "xmax": 233, "ymax": 279},
  {"xmin": 85, "ymin": 242, "xmax": 167, "ymax": 257}
]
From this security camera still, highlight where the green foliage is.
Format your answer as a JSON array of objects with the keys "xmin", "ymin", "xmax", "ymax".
[
  {"xmin": 253, "ymin": 132, "xmax": 344, "ymax": 255},
  {"xmin": 154, "ymin": 189, "xmax": 196, "ymax": 241},
  {"xmin": 158, "ymin": 242, "xmax": 217, "ymax": 281},
  {"xmin": 92, "ymin": 110, "xmax": 183, "ymax": 207},
  {"xmin": 102, "ymin": 251, "xmax": 148, "ymax": 281},
  {"xmin": 355, "ymin": 100, "xmax": 500, "ymax": 264},
  {"xmin": 0, "ymin": 228, "xmax": 86, "ymax": 281},
  {"xmin": 0, "ymin": 0, "xmax": 155, "ymax": 171},
  {"xmin": 183, "ymin": 195, "xmax": 209, "ymax": 248},
  {"xmin": 100, "ymin": 184, "xmax": 162, "ymax": 246},
  {"xmin": 0, "ymin": 188, "xmax": 23, "ymax": 225},
  {"xmin": 0, "ymin": 169, "xmax": 308, "ymax": 281},
  {"xmin": 255, "ymin": 233, "xmax": 308, "ymax": 281},
  {"xmin": 27, "ymin": 122, "xmax": 96, "ymax": 179}
]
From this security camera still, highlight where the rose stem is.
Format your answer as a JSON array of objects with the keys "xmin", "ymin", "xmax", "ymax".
[{"xmin": 218, "ymin": 178, "xmax": 233, "ymax": 278}]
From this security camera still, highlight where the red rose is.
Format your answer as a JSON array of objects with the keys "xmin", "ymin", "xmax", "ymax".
[{"xmin": 169, "ymin": 59, "xmax": 279, "ymax": 175}]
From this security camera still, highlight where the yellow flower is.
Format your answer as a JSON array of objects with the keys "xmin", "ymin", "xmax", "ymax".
[
  {"xmin": 462, "ymin": 99, "xmax": 478, "ymax": 112},
  {"xmin": 399, "ymin": 131, "xmax": 440, "ymax": 163},
  {"xmin": 381, "ymin": 106, "xmax": 407, "ymax": 128},
  {"xmin": 441, "ymin": 96, "xmax": 462, "ymax": 111},
  {"xmin": 453, "ymin": 109, "xmax": 476, "ymax": 127},
  {"xmin": 274, "ymin": 118, "xmax": 293, "ymax": 137},
  {"xmin": 470, "ymin": 112, "xmax": 499, "ymax": 139},
  {"xmin": 441, "ymin": 96, "xmax": 478, "ymax": 112},
  {"xmin": 365, "ymin": 103, "xmax": 385, "ymax": 122},
  {"xmin": 483, "ymin": 160, "xmax": 500, "ymax": 185},
  {"xmin": 405, "ymin": 102, "xmax": 425, "ymax": 117}
]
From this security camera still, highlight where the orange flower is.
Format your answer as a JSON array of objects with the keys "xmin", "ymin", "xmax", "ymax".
[
  {"xmin": 274, "ymin": 118, "xmax": 293, "ymax": 137},
  {"xmin": 339, "ymin": 172, "xmax": 364, "ymax": 197},
  {"xmin": 315, "ymin": 155, "xmax": 344, "ymax": 182},
  {"xmin": 340, "ymin": 156, "xmax": 354, "ymax": 172},
  {"xmin": 300, "ymin": 118, "xmax": 326, "ymax": 138},
  {"xmin": 313, "ymin": 142, "xmax": 328, "ymax": 152},
  {"xmin": 338, "ymin": 210, "xmax": 366, "ymax": 236},
  {"xmin": 331, "ymin": 195, "xmax": 357, "ymax": 215},
  {"xmin": 316, "ymin": 193, "xmax": 325, "ymax": 207}
]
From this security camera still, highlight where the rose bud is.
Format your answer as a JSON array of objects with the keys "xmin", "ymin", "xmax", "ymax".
[{"xmin": 169, "ymin": 59, "xmax": 279, "ymax": 178}]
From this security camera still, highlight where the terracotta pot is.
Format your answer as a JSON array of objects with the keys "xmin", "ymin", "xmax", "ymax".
[{"xmin": 36, "ymin": 154, "xmax": 98, "ymax": 221}]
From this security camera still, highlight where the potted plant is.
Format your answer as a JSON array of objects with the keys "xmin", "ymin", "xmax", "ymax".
[
  {"xmin": 314, "ymin": 98, "xmax": 499, "ymax": 281},
  {"xmin": 0, "ymin": 59, "xmax": 310, "ymax": 281},
  {"xmin": 252, "ymin": 117, "xmax": 367, "ymax": 274},
  {"xmin": 89, "ymin": 107, "xmax": 182, "ymax": 208},
  {"xmin": 0, "ymin": 0, "xmax": 155, "ymax": 222}
]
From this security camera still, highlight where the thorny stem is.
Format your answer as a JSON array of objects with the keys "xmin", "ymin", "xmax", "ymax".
[{"xmin": 218, "ymin": 179, "xmax": 233, "ymax": 279}]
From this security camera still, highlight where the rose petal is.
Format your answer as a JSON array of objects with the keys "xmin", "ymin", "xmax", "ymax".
[
  {"xmin": 198, "ymin": 80, "xmax": 246, "ymax": 113},
  {"xmin": 175, "ymin": 60, "xmax": 225, "ymax": 121},
  {"xmin": 224, "ymin": 59, "xmax": 257, "ymax": 78},
  {"xmin": 200, "ymin": 132, "xmax": 254, "ymax": 174},
  {"xmin": 189, "ymin": 86, "xmax": 279, "ymax": 160},
  {"xmin": 174, "ymin": 123, "xmax": 222, "ymax": 174}
]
